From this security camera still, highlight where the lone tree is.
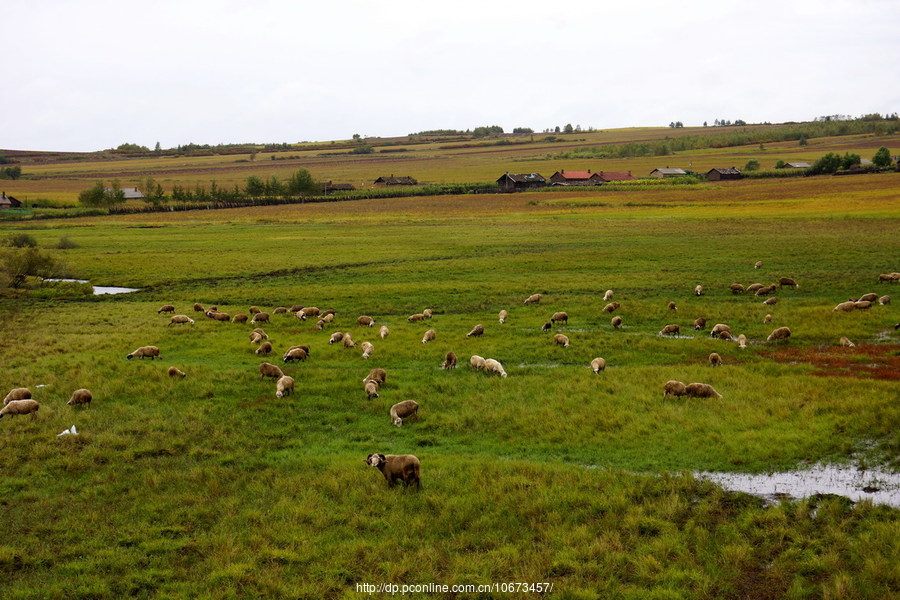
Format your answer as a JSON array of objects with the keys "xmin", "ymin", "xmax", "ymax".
[
  {"xmin": 872, "ymin": 146, "xmax": 892, "ymax": 168},
  {"xmin": 286, "ymin": 168, "xmax": 317, "ymax": 196}
]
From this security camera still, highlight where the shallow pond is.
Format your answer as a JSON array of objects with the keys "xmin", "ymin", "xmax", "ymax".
[{"xmin": 42, "ymin": 278, "xmax": 140, "ymax": 295}]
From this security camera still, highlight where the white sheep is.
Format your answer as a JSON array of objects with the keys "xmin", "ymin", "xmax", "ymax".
[
  {"xmin": 167, "ymin": 366, "xmax": 187, "ymax": 378},
  {"xmin": 365, "ymin": 379, "xmax": 380, "ymax": 399},
  {"xmin": 553, "ymin": 333, "xmax": 570, "ymax": 347},
  {"xmin": 329, "ymin": 331, "xmax": 345, "ymax": 344},
  {"xmin": 839, "ymin": 336, "xmax": 856, "ymax": 348},
  {"xmin": 126, "ymin": 345, "xmax": 160, "ymax": 360},
  {"xmin": 3, "ymin": 387, "xmax": 31, "ymax": 406},
  {"xmin": 695, "ymin": 285, "xmax": 703, "ymax": 296},
  {"xmin": 342, "ymin": 333, "xmax": 356, "ymax": 348},
  {"xmin": 379, "ymin": 325, "xmax": 390, "ymax": 339},
  {"xmin": 466, "ymin": 324, "xmax": 484, "ymax": 337},
  {"xmin": 469, "ymin": 355, "xmax": 486, "ymax": 370},
  {"xmin": 275, "ymin": 375, "xmax": 295, "ymax": 398},
  {"xmin": 498, "ymin": 310, "xmax": 508, "ymax": 324},
  {"xmin": 738, "ymin": 334, "xmax": 747, "ymax": 349},
  {"xmin": 67, "ymin": 388, "xmax": 93, "ymax": 407},
  {"xmin": 0, "ymin": 399, "xmax": 39, "ymax": 419},
  {"xmin": 361, "ymin": 341, "xmax": 374, "ymax": 359},
  {"xmin": 590, "ymin": 357, "xmax": 606, "ymax": 374},
  {"xmin": 390, "ymin": 400, "xmax": 420, "ymax": 427},
  {"xmin": 523, "ymin": 293, "xmax": 542, "ymax": 304},
  {"xmin": 422, "ymin": 329, "xmax": 436, "ymax": 344},
  {"xmin": 603, "ymin": 289, "xmax": 613, "ymax": 301},
  {"xmin": 483, "ymin": 358, "xmax": 507, "ymax": 378}
]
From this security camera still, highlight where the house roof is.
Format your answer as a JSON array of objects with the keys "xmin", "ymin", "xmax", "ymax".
[
  {"xmin": 499, "ymin": 173, "xmax": 546, "ymax": 183},
  {"xmin": 597, "ymin": 171, "xmax": 634, "ymax": 182},
  {"xmin": 707, "ymin": 167, "xmax": 742, "ymax": 176},
  {"xmin": 783, "ymin": 162, "xmax": 812, "ymax": 168},
  {"xmin": 651, "ymin": 168, "xmax": 687, "ymax": 175},
  {"xmin": 374, "ymin": 175, "xmax": 418, "ymax": 185},
  {"xmin": 0, "ymin": 192, "xmax": 21, "ymax": 208},
  {"xmin": 552, "ymin": 170, "xmax": 599, "ymax": 180}
]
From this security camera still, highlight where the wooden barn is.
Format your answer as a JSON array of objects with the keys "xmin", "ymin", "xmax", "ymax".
[
  {"xmin": 0, "ymin": 191, "xmax": 21, "ymax": 208},
  {"xmin": 549, "ymin": 169, "xmax": 604, "ymax": 186},
  {"xmin": 649, "ymin": 167, "xmax": 687, "ymax": 178},
  {"xmin": 320, "ymin": 181, "xmax": 356, "ymax": 194},
  {"xmin": 706, "ymin": 167, "xmax": 743, "ymax": 181},
  {"xmin": 496, "ymin": 172, "xmax": 547, "ymax": 192},
  {"xmin": 374, "ymin": 175, "xmax": 418, "ymax": 186},
  {"xmin": 597, "ymin": 171, "xmax": 635, "ymax": 182}
]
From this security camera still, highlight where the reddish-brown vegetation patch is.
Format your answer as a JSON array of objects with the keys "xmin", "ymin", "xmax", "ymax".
[{"xmin": 761, "ymin": 343, "xmax": 900, "ymax": 380}]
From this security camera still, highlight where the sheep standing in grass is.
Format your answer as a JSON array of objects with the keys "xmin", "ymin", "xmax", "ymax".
[
  {"xmin": 363, "ymin": 368, "xmax": 387, "ymax": 386},
  {"xmin": 329, "ymin": 332, "xmax": 345, "ymax": 344},
  {"xmin": 315, "ymin": 319, "xmax": 326, "ymax": 330},
  {"xmin": 233, "ymin": 314, "xmax": 249, "ymax": 324},
  {"xmin": 259, "ymin": 362, "xmax": 284, "ymax": 379},
  {"xmin": 499, "ymin": 310, "xmax": 508, "ymax": 324},
  {"xmin": 550, "ymin": 312, "xmax": 568, "ymax": 325},
  {"xmin": 779, "ymin": 277, "xmax": 799, "ymax": 288},
  {"xmin": 767, "ymin": 327, "xmax": 792, "ymax": 342},
  {"xmin": 858, "ymin": 293, "xmax": 878, "ymax": 303},
  {"xmin": 343, "ymin": 334, "xmax": 356, "ymax": 349},
  {"xmin": 167, "ymin": 315, "xmax": 195, "ymax": 327},
  {"xmin": 693, "ymin": 317, "xmax": 706, "ymax": 330},
  {"xmin": 833, "ymin": 301, "xmax": 856, "ymax": 312},
  {"xmin": 466, "ymin": 324, "xmax": 484, "ymax": 337},
  {"xmin": 611, "ymin": 316, "xmax": 623, "ymax": 329},
  {"xmin": 730, "ymin": 283, "xmax": 745, "ymax": 294},
  {"xmin": 763, "ymin": 297, "xmax": 778, "ymax": 306},
  {"xmin": 0, "ymin": 399, "xmax": 40, "ymax": 419},
  {"xmin": 249, "ymin": 306, "xmax": 261, "ymax": 314},
  {"xmin": 365, "ymin": 380, "xmax": 380, "ymax": 399},
  {"xmin": 251, "ymin": 312, "xmax": 270, "ymax": 324},
  {"xmin": 709, "ymin": 353, "xmax": 722, "ymax": 367},
  {"xmin": 854, "ymin": 300, "xmax": 873, "ymax": 310},
  {"xmin": 469, "ymin": 355, "xmax": 486, "ymax": 370},
  {"xmin": 763, "ymin": 314, "xmax": 773, "ymax": 324},
  {"xmin": 168, "ymin": 366, "xmax": 187, "ymax": 378},
  {"xmin": 541, "ymin": 321, "xmax": 552, "ymax": 331},
  {"xmin": 695, "ymin": 285, "xmax": 703, "ymax": 296},
  {"xmin": 422, "ymin": 329, "xmax": 436, "ymax": 344},
  {"xmin": 322, "ymin": 313, "xmax": 335, "ymax": 324},
  {"xmin": 524, "ymin": 293, "xmax": 542, "ymax": 304},
  {"xmin": 273, "ymin": 307, "xmax": 287, "ymax": 315},
  {"xmin": 157, "ymin": 304, "xmax": 175, "ymax": 314},
  {"xmin": 659, "ymin": 324, "xmax": 680, "ymax": 336},
  {"xmin": 126, "ymin": 346, "xmax": 160, "ymax": 360},
  {"xmin": 746, "ymin": 283, "xmax": 764, "ymax": 293},
  {"xmin": 67, "ymin": 388, "xmax": 92, "ymax": 407},
  {"xmin": 249, "ymin": 332, "xmax": 265, "ymax": 344},
  {"xmin": 710, "ymin": 324, "xmax": 731, "ymax": 338},
  {"xmin": 365, "ymin": 453, "xmax": 421, "ymax": 489},
  {"xmin": 357, "ymin": 316, "xmax": 375, "ymax": 327},
  {"xmin": 251, "ymin": 328, "xmax": 268, "ymax": 340},
  {"xmin": 255, "ymin": 341, "xmax": 273, "ymax": 356},
  {"xmin": 442, "ymin": 352, "xmax": 457, "ymax": 369},
  {"xmin": 207, "ymin": 311, "xmax": 230, "ymax": 322},
  {"xmin": 603, "ymin": 290, "xmax": 614, "ymax": 301},
  {"xmin": 379, "ymin": 326, "xmax": 390, "ymax": 339},
  {"xmin": 423, "ymin": 308, "xmax": 433, "ymax": 319},
  {"xmin": 663, "ymin": 380, "xmax": 687, "ymax": 398},
  {"xmin": 193, "ymin": 303, "xmax": 205, "ymax": 312},
  {"xmin": 483, "ymin": 358, "xmax": 508, "ymax": 377},
  {"xmin": 755, "ymin": 284, "xmax": 777, "ymax": 297},
  {"xmin": 275, "ymin": 375, "xmax": 294, "ymax": 398},
  {"xmin": 553, "ymin": 333, "xmax": 570, "ymax": 347},
  {"xmin": 667, "ymin": 301, "xmax": 677, "ymax": 311},
  {"xmin": 603, "ymin": 302, "xmax": 621, "ymax": 314},
  {"xmin": 390, "ymin": 400, "xmax": 420, "ymax": 427},
  {"xmin": 298, "ymin": 307, "xmax": 320, "ymax": 320},
  {"xmin": 685, "ymin": 383, "xmax": 722, "ymax": 399},
  {"xmin": 738, "ymin": 334, "xmax": 747, "ymax": 349},
  {"xmin": 755, "ymin": 261, "xmax": 763, "ymax": 269},
  {"xmin": 840, "ymin": 336, "xmax": 856, "ymax": 348},
  {"xmin": 283, "ymin": 346, "xmax": 309, "ymax": 362},
  {"xmin": 407, "ymin": 313, "xmax": 426, "ymax": 322},
  {"xmin": 361, "ymin": 341, "xmax": 374, "ymax": 359},
  {"xmin": 590, "ymin": 357, "xmax": 606, "ymax": 374},
  {"xmin": 879, "ymin": 295, "xmax": 891, "ymax": 305},
  {"xmin": 3, "ymin": 388, "xmax": 31, "ymax": 405}
]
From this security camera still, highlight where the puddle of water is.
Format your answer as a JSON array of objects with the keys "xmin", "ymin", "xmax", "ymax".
[{"xmin": 42, "ymin": 278, "xmax": 140, "ymax": 295}]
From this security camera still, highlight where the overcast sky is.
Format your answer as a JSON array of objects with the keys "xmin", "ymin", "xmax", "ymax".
[{"xmin": 3, "ymin": 0, "xmax": 898, "ymax": 151}]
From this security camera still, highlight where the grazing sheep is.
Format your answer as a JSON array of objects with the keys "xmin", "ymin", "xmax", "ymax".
[
  {"xmin": 498, "ymin": 310, "xmax": 508, "ymax": 324},
  {"xmin": 466, "ymin": 324, "xmax": 484, "ymax": 337},
  {"xmin": 876, "ymin": 273, "xmax": 899, "ymax": 283},
  {"xmin": 523, "ymin": 293, "xmax": 542, "ymax": 304},
  {"xmin": 755, "ymin": 284, "xmax": 777, "ymax": 297},
  {"xmin": 858, "ymin": 293, "xmax": 878, "ymax": 303},
  {"xmin": 442, "ymin": 352, "xmax": 457, "ymax": 369},
  {"xmin": 255, "ymin": 341, "xmax": 273, "ymax": 356},
  {"xmin": 365, "ymin": 379, "xmax": 380, "ymax": 399},
  {"xmin": 273, "ymin": 306, "xmax": 288, "ymax": 314},
  {"xmin": 207, "ymin": 311, "xmax": 230, "ymax": 322},
  {"xmin": 541, "ymin": 321, "xmax": 552, "ymax": 331},
  {"xmin": 298, "ymin": 307, "xmax": 320, "ymax": 320},
  {"xmin": 693, "ymin": 317, "xmax": 707, "ymax": 330},
  {"xmin": 754, "ymin": 261, "xmax": 763, "ymax": 269},
  {"xmin": 603, "ymin": 290, "xmax": 614, "ymax": 301},
  {"xmin": 251, "ymin": 312, "xmax": 270, "ymax": 324},
  {"xmin": 659, "ymin": 324, "xmax": 680, "ymax": 336},
  {"xmin": 407, "ymin": 313, "xmax": 426, "ymax": 322},
  {"xmin": 283, "ymin": 346, "xmax": 309, "ymax": 362},
  {"xmin": 3, "ymin": 388, "xmax": 31, "ymax": 406},
  {"xmin": 663, "ymin": 380, "xmax": 687, "ymax": 398},
  {"xmin": 275, "ymin": 375, "xmax": 294, "ymax": 398},
  {"xmin": 357, "ymin": 316, "xmax": 375, "ymax": 327},
  {"xmin": 746, "ymin": 283, "xmax": 764, "ymax": 293},
  {"xmin": 167, "ymin": 366, "xmax": 187, "ymax": 378},
  {"xmin": 233, "ymin": 314, "xmax": 249, "ymax": 324},
  {"xmin": 342, "ymin": 334, "xmax": 356, "ymax": 349},
  {"xmin": 710, "ymin": 323, "xmax": 732, "ymax": 338},
  {"xmin": 611, "ymin": 315, "xmax": 623, "ymax": 329},
  {"xmin": 779, "ymin": 277, "xmax": 799, "ymax": 288},
  {"xmin": 730, "ymin": 283, "xmax": 745, "ymax": 294},
  {"xmin": 363, "ymin": 368, "xmax": 387, "ymax": 386},
  {"xmin": 695, "ymin": 285, "xmax": 703, "ymax": 296},
  {"xmin": 709, "ymin": 353, "xmax": 722, "ymax": 367},
  {"xmin": 157, "ymin": 304, "xmax": 175, "ymax": 314},
  {"xmin": 193, "ymin": 303, "xmax": 205, "ymax": 312},
  {"xmin": 259, "ymin": 362, "xmax": 284, "ymax": 379},
  {"xmin": 590, "ymin": 357, "xmax": 606, "ymax": 374},
  {"xmin": 67, "ymin": 388, "xmax": 92, "ymax": 407},
  {"xmin": 603, "ymin": 302, "xmax": 620, "ymax": 313},
  {"xmin": 879, "ymin": 295, "xmax": 890, "ymax": 305},
  {"xmin": 249, "ymin": 332, "xmax": 264, "ymax": 344},
  {"xmin": 422, "ymin": 329, "xmax": 436, "ymax": 344},
  {"xmin": 767, "ymin": 327, "xmax": 792, "ymax": 342},
  {"xmin": 854, "ymin": 301, "xmax": 873, "ymax": 310},
  {"xmin": 718, "ymin": 330, "xmax": 734, "ymax": 341},
  {"xmin": 667, "ymin": 301, "xmax": 677, "ymax": 311},
  {"xmin": 289, "ymin": 304, "xmax": 304, "ymax": 313},
  {"xmin": 167, "ymin": 315, "xmax": 195, "ymax": 327},
  {"xmin": 379, "ymin": 326, "xmax": 390, "ymax": 339},
  {"xmin": 249, "ymin": 306, "xmax": 261, "ymax": 314},
  {"xmin": 763, "ymin": 314, "xmax": 773, "ymax": 324},
  {"xmin": 469, "ymin": 355, "xmax": 486, "ymax": 370},
  {"xmin": 322, "ymin": 313, "xmax": 335, "ymax": 324},
  {"xmin": 423, "ymin": 308, "xmax": 433, "ymax": 319},
  {"xmin": 550, "ymin": 311, "xmax": 568, "ymax": 325},
  {"xmin": 762, "ymin": 297, "xmax": 778, "ymax": 306},
  {"xmin": 126, "ymin": 345, "xmax": 160, "ymax": 360},
  {"xmin": 738, "ymin": 334, "xmax": 747, "ymax": 349},
  {"xmin": 483, "ymin": 358, "xmax": 508, "ymax": 377},
  {"xmin": 553, "ymin": 333, "xmax": 570, "ymax": 347},
  {"xmin": 390, "ymin": 400, "xmax": 420, "ymax": 427},
  {"xmin": 315, "ymin": 319, "xmax": 326, "ymax": 330},
  {"xmin": 685, "ymin": 382, "xmax": 722, "ymax": 399},
  {"xmin": 365, "ymin": 453, "xmax": 421, "ymax": 489},
  {"xmin": 839, "ymin": 336, "xmax": 856, "ymax": 348},
  {"xmin": 329, "ymin": 332, "xmax": 345, "ymax": 344},
  {"xmin": 361, "ymin": 341, "xmax": 374, "ymax": 359},
  {"xmin": 0, "ymin": 399, "xmax": 40, "ymax": 419},
  {"xmin": 833, "ymin": 301, "xmax": 856, "ymax": 312},
  {"xmin": 321, "ymin": 309, "xmax": 337, "ymax": 318},
  {"xmin": 207, "ymin": 306, "xmax": 218, "ymax": 312},
  {"xmin": 251, "ymin": 328, "xmax": 268, "ymax": 339}
]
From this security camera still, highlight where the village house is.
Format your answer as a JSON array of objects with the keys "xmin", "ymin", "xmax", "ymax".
[
  {"xmin": 649, "ymin": 167, "xmax": 687, "ymax": 178},
  {"xmin": 0, "ymin": 191, "xmax": 22, "ymax": 208},
  {"xmin": 706, "ymin": 167, "xmax": 743, "ymax": 181},
  {"xmin": 549, "ymin": 169, "xmax": 604, "ymax": 186},
  {"xmin": 780, "ymin": 162, "xmax": 812, "ymax": 169},
  {"xmin": 597, "ymin": 171, "xmax": 635, "ymax": 182},
  {"xmin": 320, "ymin": 181, "xmax": 356, "ymax": 194},
  {"xmin": 374, "ymin": 175, "xmax": 418, "ymax": 186},
  {"xmin": 496, "ymin": 172, "xmax": 546, "ymax": 192}
]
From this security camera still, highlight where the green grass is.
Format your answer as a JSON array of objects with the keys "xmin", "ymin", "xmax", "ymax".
[{"xmin": 0, "ymin": 177, "xmax": 898, "ymax": 598}]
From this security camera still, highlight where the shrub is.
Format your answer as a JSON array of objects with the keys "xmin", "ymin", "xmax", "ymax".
[
  {"xmin": 872, "ymin": 147, "xmax": 892, "ymax": 168},
  {"xmin": 1, "ymin": 247, "xmax": 60, "ymax": 288},
  {"xmin": 4, "ymin": 233, "xmax": 37, "ymax": 248},
  {"xmin": 744, "ymin": 159, "xmax": 760, "ymax": 171},
  {"xmin": 52, "ymin": 236, "xmax": 80, "ymax": 250}
]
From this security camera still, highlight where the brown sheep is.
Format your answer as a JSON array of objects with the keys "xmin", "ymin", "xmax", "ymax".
[
  {"xmin": 361, "ymin": 341, "xmax": 374, "ymax": 359},
  {"xmin": 207, "ymin": 306, "xmax": 218, "ymax": 312},
  {"xmin": 779, "ymin": 277, "xmax": 799, "ymax": 288},
  {"xmin": 550, "ymin": 312, "xmax": 568, "ymax": 325},
  {"xmin": 469, "ymin": 355, "xmax": 486, "ymax": 370},
  {"xmin": 126, "ymin": 346, "xmax": 160, "ymax": 360},
  {"xmin": 708, "ymin": 353, "xmax": 722, "ymax": 367},
  {"xmin": 541, "ymin": 321, "xmax": 552, "ymax": 331},
  {"xmin": 523, "ymin": 293, "xmax": 542, "ymax": 304},
  {"xmin": 167, "ymin": 366, "xmax": 187, "ymax": 378},
  {"xmin": 3, "ymin": 388, "xmax": 31, "ymax": 406},
  {"xmin": 379, "ymin": 326, "xmax": 390, "ymax": 339},
  {"xmin": 249, "ymin": 306, "xmax": 261, "ymax": 314},
  {"xmin": 442, "ymin": 352, "xmax": 457, "ymax": 369},
  {"xmin": 833, "ymin": 301, "xmax": 856, "ymax": 312},
  {"xmin": 0, "ymin": 399, "xmax": 40, "ymax": 419},
  {"xmin": 167, "ymin": 315, "xmax": 195, "ymax": 327},
  {"xmin": 363, "ymin": 368, "xmax": 387, "ymax": 386},
  {"xmin": 685, "ymin": 382, "xmax": 722, "ymax": 398},
  {"xmin": 251, "ymin": 312, "xmax": 270, "ymax": 324},
  {"xmin": 767, "ymin": 327, "xmax": 792, "ymax": 342},
  {"xmin": 283, "ymin": 346, "xmax": 310, "ymax": 362},
  {"xmin": 839, "ymin": 336, "xmax": 856, "ymax": 348},
  {"xmin": 357, "ymin": 316, "xmax": 375, "ymax": 327},
  {"xmin": 854, "ymin": 301, "xmax": 873, "ymax": 310},
  {"xmin": 207, "ymin": 311, "xmax": 230, "ymax": 322},
  {"xmin": 730, "ymin": 283, "xmax": 745, "ymax": 294},
  {"xmin": 407, "ymin": 313, "xmax": 426, "ymax": 322},
  {"xmin": 329, "ymin": 332, "xmax": 345, "ymax": 344},
  {"xmin": 321, "ymin": 309, "xmax": 337, "ymax": 318},
  {"xmin": 754, "ymin": 261, "xmax": 763, "ymax": 269},
  {"xmin": 288, "ymin": 304, "xmax": 304, "ymax": 313},
  {"xmin": 466, "ymin": 324, "xmax": 484, "ymax": 338},
  {"xmin": 275, "ymin": 375, "xmax": 294, "ymax": 398},
  {"xmin": 342, "ymin": 333, "xmax": 356, "ymax": 349},
  {"xmin": 763, "ymin": 297, "xmax": 778, "ymax": 306},
  {"xmin": 249, "ymin": 332, "xmax": 264, "ymax": 344},
  {"xmin": 603, "ymin": 302, "xmax": 620, "ymax": 314},
  {"xmin": 693, "ymin": 317, "xmax": 707, "ymax": 330},
  {"xmin": 858, "ymin": 293, "xmax": 878, "ymax": 303},
  {"xmin": 695, "ymin": 285, "xmax": 703, "ymax": 296},
  {"xmin": 67, "ymin": 388, "xmax": 92, "ymax": 407},
  {"xmin": 365, "ymin": 453, "xmax": 420, "ymax": 489},
  {"xmin": 364, "ymin": 379, "xmax": 380, "ymax": 399},
  {"xmin": 157, "ymin": 304, "xmax": 175, "ymax": 314},
  {"xmin": 297, "ymin": 307, "xmax": 320, "ymax": 320},
  {"xmin": 611, "ymin": 315, "xmax": 623, "ymax": 329},
  {"xmin": 710, "ymin": 323, "xmax": 732, "ymax": 338},
  {"xmin": 590, "ymin": 357, "xmax": 606, "ymax": 374},
  {"xmin": 746, "ymin": 283, "xmax": 764, "ymax": 293},
  {"xmin": 718, "ymin": 330, "xmax": 734, "ymax": 341},
  {"xmin": 255, "ymin": 341, "xmax": 273, "ymax": 356},
  {"xmin": 259, "ymin": 362, "xmax": 284, "ymax": 379},
  {"xmin": 390, "ymin": 400, "xmax": 420, "ymax": 427},
  {"xmin": 422, "ymin": 329, "xmax": 436, "ymax": 344},
  {"xmin": 232, "ymin": 314, "xmax": 249, "ymax": 324},
  {"xmin": 251, "ymin": 328, "xmax": 268, "ymax": 340},
  {"xmin": 755, "ymin": 284, "xmax": 777, "ymax": 297},
  {"xmin": 193, "ymin": 303, "xmax": 205, "ymax": 312},
  {"xmin": 498, "ymin": 310, "xmax": 508, "ymax": 324},
  {"xmin": 273, "ymin": 307, "xmax": 288, "ymax": 314},
  {"xmin": 667, "ymin": 301, "xmax": 677, "ymax": 311},
  {"xmin": 553, "ymin": 333, "xmax": 570, "ymax": 347},
  {"xmin": 763, "ymin": 314, "xmax": 773, "ymax": 324},
  {"xmin": 663, "ymin": 380, "xmax": 687, "ymax": 398},
  {"xmin": 659, "ymin": 324, "xmax": 680, "ymax": 336}
]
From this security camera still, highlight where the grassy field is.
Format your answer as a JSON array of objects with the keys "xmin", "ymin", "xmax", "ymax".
[{"xmin": 0, "ymin": 137, "xmax": 898, "ymax": 598}]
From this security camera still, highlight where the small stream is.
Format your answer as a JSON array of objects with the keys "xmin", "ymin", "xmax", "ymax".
[{"xmin": 42, "ymin": 278, "xmax": 140, "ymax": 295}]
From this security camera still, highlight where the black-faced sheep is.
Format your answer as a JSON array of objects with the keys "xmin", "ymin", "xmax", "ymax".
[
  {"xmin": 251, "ymin": 312, "xmax": 270, "ymax": 324},
  {"xmin": 663, "ymin": 380, "xmax": 687, "ymax": 398},
  {"xmin": 710, "ymin": 323, "xmax": 732, "ymax": 338},
  {"xmin": 255, "ymin": 341, "xmax": 273, "ymax": 356},
  {"xmin": 3, "ymin": 388, "xmax": 31, "ymax": 405},
  {"xmin": 315, "ymin": 319, "xmax": 326, "ymax": 330},
  {"xmin": 0, "ymin": 399, "xmax": 39, "ymax": 419},
  {"xmin": 524, "ymin": 293, "xmax": 542, "ymax": 304},
  {"xmin": 157, "ymin": 304, "xmax": 175, "ymax": 314},
  {"xmin": 379, "ymin": 326, "xmax": 390, "ymax": 339},
  {"xmin": 407, "ymin": 313, "xmax": 426, "ymax": 322},
  {"xmin": 67, "ymin": 388, "xmax": 92, "ymax": 407},
  {"xmin": 709, "ymin": 353, "xmax": 722, "ymax": 367},
  {"xmin": 541, "ymin": 321, "xmax": 552, "ymax": 331},
  {"xmin": 553, "ymin": 333, "xmax": 570, "ymax": 347},
  {"xmin": 659, "ymin": 324, "xmax": 680, "ymax": 336},
  {"xmin": 422, "ymin": 329, "xmax": 436, "ymax": 344},
  {"xmin": 442, "ymin": 352, "xmax": 457, "ymax": 369},
  {"xmin": 363, "ymin": 368, "xmax": 387, "ymax": 386},
  {"xmin": 693, "ymin": 317, "xmax": 707, "ymax": 330},
  {"xmin": 275, "ymin": 375, "xmax": 294, "ymax": 398},
  {"xmin": 483, "ymin": 358, "xmax": 508, "ymax": 377},
  {"xmin": 779, "ymin": 277, "xmax": 798, "ymax": 288},
  {"xmin": 167, "ymin": 315, "xmax": 195, "ymax": 327},
  {"xmin": 763, "ymin": 297, "xmax": 778, "ymax": 306},
  {"xmin": 259, "ymin": 362, "xmax": 284, "ymax": 379},
  {"xmin": 343, "ymin": 334, "xmax": 356, "ymax": 349},
  {"xmin": 233, "ymin": 314, "xmax": 249, "ymax": 324},
  {"xmin": 667, "ymin": 301, "xmax": 677, "ymax": 311},
  {"xmin": 603, "ymin": 289, "xmax": 614, "ymax": 301},
  {"xmin": 329, "ymin": 332, "xmax": 345, "ymax": 344},
  {"xmin": 193, "ymin": 303, "xmax": 205, "ymax": 312},
  {"xmin": 361, "ymin": 341, "xmax": 374, "ymax": 359},
  {"xmin": 126, "ymin": 346, "xmax": 160, "ymax": 360},
  {"xmin": 390, "ymin": 401, "xmax": 419, "ymax": 427},
  {"xmin": 357, "ymin": 316, "xmax": 375, "ymax": 327},
  {"xmin": 466, "ymin": 324, "xmax": 484, "ymax": 337},
  {"xmin": 754, "ymin": 261, "xmax": 763, "ymax": 269},
  {"xmin": 611, "ymin": 316, "xmax": 623, "ymax": 329},
  {"xmin": 469, "ymin": 355, "xmax": 486, "ymax": 370},
  {"xmin": 833, "ymin": 301, "xmax": 856, "ymax": 312},
  {"xmin": 550, "ymin": 312, "xmax": 568, "ymax": 325},
  {"xmin": 695, "ymin": 285, "xmax": 703, "ymax": 296},
  {"xmin": 839, "ymin": 336, "xmax": 856, "ymax": 348},
  {"xmin": 730, "ymin": 283, "xmax": 745, "ymax": 294},
  {"xmin": 364, "ymin": 379, "xmax": 380, "ymax": 399},
  {"xmin": 365, "ymin": 453, "xmax": 420, "ymax": 489},
  {"xmin": 283, "ymin": 346, "xmax": 309, "ymax": 362},
  {"xmin": 498, "ymin": 310, "xmax": 508, "ymax": 324},
  {"xmin": 167, "ymin": 366, "xmax": 187, "ymax": 378},
  {"xmin": 767, "ymin": 327, "xmax": 791, "ymax": 342},
  {"xmin": 590, "ymin": 357, "xmax": 606, "ymax": 374},
  {"xmin": 603, "ymin": 302, "xmax": 620, "ymax": 313},
  {"xmin": 685, "ymin": 382, "xmax": 722, "ymax": 399}
]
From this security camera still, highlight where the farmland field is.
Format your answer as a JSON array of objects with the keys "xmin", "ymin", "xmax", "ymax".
[{"xmin": 0, "ymin": 132, "xmax": 899, "ymax": 599}]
